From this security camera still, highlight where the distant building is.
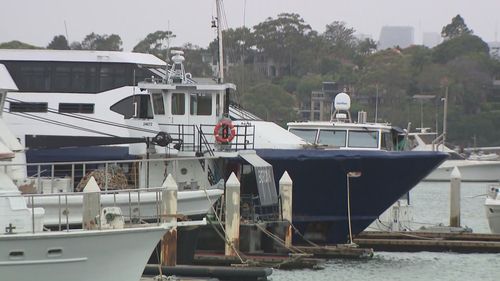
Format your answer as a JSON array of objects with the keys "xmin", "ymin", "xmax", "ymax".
[
  {"xmin": 378, "ymin": 26, "xmax": 414, "ymax": 50},
  {"xmin": 423, "ymin": 32, "xmax": 442, "ymax": 48},
  {"xmin": 489, "ymin": 41, "xmax": 500, "ymax": 60}
]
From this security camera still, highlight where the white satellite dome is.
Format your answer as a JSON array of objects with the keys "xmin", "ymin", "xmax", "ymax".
[{"xmin": 334, "ymin": 92, "xmax": 351, "ymax": 111}]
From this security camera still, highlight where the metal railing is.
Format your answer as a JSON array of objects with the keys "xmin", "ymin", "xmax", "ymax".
[
  {"xmin": 157, "ymin": 122, "xmax": 255, "ymax": 153},
  {"xmin": 2, "ymin": 187, "xmax": 168, "ymax": 234},
  {"xmin": 1, "ymin": 156, "xmax": 218, "ymax": 193}
]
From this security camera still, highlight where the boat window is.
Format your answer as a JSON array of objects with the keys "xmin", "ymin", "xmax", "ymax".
[
  {"xmin": 47, "ymin": 248, "xmax": 63, "ymax": 257},
  {"xmin": 9, "ymin": 251, "xmax": 24, "ymax": 259},
  {"xmin": 53, "ymin": 66, "xmax": 71, "ymax": 92},
  {"xmin": 190, "ymin": 93, "xmax": 212, "ymax": 115},
  {"xmin": 216, "ymin": 93, "xmax": 220, "ymax": 116},
  {"xmin": 172, "ymin": 93, "xmax": 185, "ymax": 115},
  {"xmin": 18, "ymin": 65, "xmax": 50, "ymax": 91},
  {"xmin": 380, "ymin": 131, "xmax": 394, "ymax": 151},
  {"xmin": 289, "ymin": 129, "xmax": 317, "ymax": 143},
  {"xmin": 59, "ymin": 103, "xmax": 95, "ymax": 114},
  {"xmin": 318, "ymin": 130, "xmax": 346, "ymax": 147},
  {"xmin": 9, "ymin": 102, "xmax": 48, "ymax": 113},
  {"xmin": 152, "ymin": 94, "xmax": 165, "ymax": 115},
  {"xmin": 348, "ymin": 131, "xmax": 379, "ymax": 148},
  {"xmin": 110, "ymin": 95, "xmax": 153, "ymax": 119}
]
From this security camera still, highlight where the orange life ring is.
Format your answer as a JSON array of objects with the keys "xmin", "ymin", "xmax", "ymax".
[{"xmin": 214, "ymin": 119, "xmax": 236, "ymax": 143}]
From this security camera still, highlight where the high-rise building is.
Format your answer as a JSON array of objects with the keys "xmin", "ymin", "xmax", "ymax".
[{"xmin": 378, "ymin": 26, "xmax": 414, "ymax": 49}]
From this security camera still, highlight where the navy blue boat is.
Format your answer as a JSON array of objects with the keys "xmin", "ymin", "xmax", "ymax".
[{"xmin": 257, "ymin": 149, "xmax": 447, "ymax": 244}]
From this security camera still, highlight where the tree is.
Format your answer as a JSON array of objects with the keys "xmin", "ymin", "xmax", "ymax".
[
  {"xmin": 133, "ymin": 30, "xmax": 175, "ymax": 60},
  {"xmin": 81, "ymin": 32, "xmax": 123, "ymax": 51},
  {"xmin": 432, "ymin": 34, "xmax": 489, "ymax": 64},
  {"xmin": 251, "ymin": 13, "xmax": 314, "ymax": 76},
  {"xmin": 0, "ymin": 40, "xmax": 40, "ymax": 49},
  {"xmin": 441, "ymin": 15, "xmax": 472, "ymax": 40},
  {"xmin": 323, "ymin": 21, "xmax": 357, "ymax": 58},
  {"xmin": 241, "ymin": 82, "xmax": 297, "ymax": 126},
  {"xmin": 181, "ymin": 43, "xmax": 211, "ymax": 77},
  {"xmin": 356, "ymin": 38, "xmax": 377, "ymax": 56},
  {"xmin": 47, "ymin": 35, "xmax": 70, "ymax": 50}
]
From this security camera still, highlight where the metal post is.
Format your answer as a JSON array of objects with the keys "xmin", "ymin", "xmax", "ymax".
[
  {"xmin": 450, "ymin": 167, "xmax": 461, "ymax": 227},
  {"xmin": 442, "ymin": 85, "xmax": 449, "ymax": 151},
  {"xmin": 279, "ymin": 171, "xmax": 293, "ymax": 248},
  {"xmin": 161, "ymin": 174, "xmax": 178, "ymax": 266},
  {"xmin": 82, "ymin": 176, "xmax": 101, "ymax": 230},
  {"xmin": 346, "ymin": 171, "xmax": 361, "ymax": 245},
  {"xmin": 225, "ymin": 172, "xmax": 240, "ymax": 256}
]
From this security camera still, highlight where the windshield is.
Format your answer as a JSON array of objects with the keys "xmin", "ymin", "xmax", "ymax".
[
  {"xmin": 348, "ymin": 131, "xmax": 379, "ymax": 148},
  {"xmin": 289, "ymin": 128, "xmax": 317, "ymax": 143},
  {"xmin": 318, "ymin": 130, "xmax": 346, "ymax": 147}
]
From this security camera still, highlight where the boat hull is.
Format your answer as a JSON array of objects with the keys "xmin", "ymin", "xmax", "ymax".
[
  {"xmin": 485, "ymin": 198, "xmax": 500, "ymax": 233},
  {"xmin": 257, "ymin": 149, "xmax": 447, "ymax": 244},
  {"xmin": 0, "ymin": 226, "xmax": 167, "ymax": 281},
  {"xmin": 27, "ymin": 189, "xmax": 223, "ymax": 226},
  {"xmin": 424, "ymin": 160, "xmax": 500, "ymax": 182}
]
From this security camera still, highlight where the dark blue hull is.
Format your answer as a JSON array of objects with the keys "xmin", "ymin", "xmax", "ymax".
[{"xmin": 256, "ymin": 149, "xmax": 447, "ymax": 244}]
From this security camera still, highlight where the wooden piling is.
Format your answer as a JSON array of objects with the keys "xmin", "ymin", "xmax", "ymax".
[
  {"xmin": 450, "ymin": 167, "xmax": 461, "ymax": 227},
  {"xmin": 279, "ymin": 171, "xmax": 293, "ymax": 248},
  {"xmin": 225, "ymin": 172, "xmax": 240, "ymax": 256},
  {"xmin": 161, "ymin": 174, "xmax": 178, "ymax": 266},
  {"xmin": 82, "ymin": 176, "xmax": 100, "ymax": 230}
]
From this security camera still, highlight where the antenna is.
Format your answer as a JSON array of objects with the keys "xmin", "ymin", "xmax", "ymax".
[
  {"xmin": 216, "ymin": 0, "xmax": 224, "ymax": 83},
  {"xmin": 64, "ymin": 20, "xmax": 69, "ymax": 42}
]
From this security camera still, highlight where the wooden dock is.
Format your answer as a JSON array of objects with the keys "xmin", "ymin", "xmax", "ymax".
[{"xmin": 354, "ymin": 231, "xmax": 500, "ymax": 253}]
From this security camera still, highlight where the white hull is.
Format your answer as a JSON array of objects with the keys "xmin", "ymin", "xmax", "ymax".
[
  {"xmin": 29, "ymin": 189, "xmax": 223, "ymax": 226},
  {"xmin": 423, "ymin": 160, "xmax": 500, "ymax": 182},
  {"xmin": 485, "ymin": 198, "xmax": 500, "ymax": 233},
  {"xmin": 0, "ymin": 226, "xmax": 167, "ymax": 281}
]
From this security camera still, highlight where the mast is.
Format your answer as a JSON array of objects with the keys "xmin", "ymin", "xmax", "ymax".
[{"xmin": 216, "ymin": 0, "xmax": 224, "ymax": 83}]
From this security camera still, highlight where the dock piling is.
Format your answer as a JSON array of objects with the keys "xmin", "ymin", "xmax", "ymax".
[
  {"xmin": 279, "ymin": 171, "xmax": 293, "ymax": 248},
  {"xmin": 161, "ymin": 174, "xmax": 178, "ymax": 266},
  {"xmin": 225, "ymin": 172, "xmax": 240, "ymax": 256},
  {"xmin": 449, "ymin": 167, "xmax": 461, "ymax": 227},
  {"xmin": 82, "ymin": 176, "xmax": 100, "ymax": 230}
]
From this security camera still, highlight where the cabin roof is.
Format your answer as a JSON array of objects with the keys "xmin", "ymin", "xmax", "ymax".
[{"xmin": 0, "ymin": 49, "xmax": 166, "ymax": 67}]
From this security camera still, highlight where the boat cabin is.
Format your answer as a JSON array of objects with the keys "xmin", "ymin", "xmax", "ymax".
[{"xmin": 288, "ymin": 93, "xmax": 404, "ymax": 151}]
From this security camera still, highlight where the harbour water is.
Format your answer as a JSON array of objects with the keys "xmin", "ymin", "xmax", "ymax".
[{"xmin": 271, "ymin": 181, "xmax": 500, "ymax": 281}]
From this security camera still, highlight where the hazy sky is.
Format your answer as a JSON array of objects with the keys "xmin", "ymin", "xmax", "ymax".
[{"xmin": 1, "ymin": 0, "xmax": 499, "ymax": 51}]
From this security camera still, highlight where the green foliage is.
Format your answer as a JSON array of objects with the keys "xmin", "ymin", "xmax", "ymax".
[
  {"xmin": 132, "ymin": 30, "xmax": 175, "ymax": 60},
  {"xmin": 432, "ymin": 34, "xmax": 489, "ymax": 64},
  {"xmin": 80, "ymin": 32, "xmax": 123, "ymax": 51},
  {"xmin": 47, "ymin": 35, "xmax": 70, "ymax": 50},
  {"xmin": 441, "ymin": 14, "xmax": 472, "ymax": 40},
  {"xmin": 0, "ymin": 40, "xmax": 40, "ymax": 49},
  {"xmin": 181, "ymin": 43, "xmax": 212, "ymax": 77},
  {"xmin": 252, "ymin": 13, "xmax": 315, "ymax": 76},
  {"xmin": 241, "ymin": 82, "xmax": 297, "ymax": 126}
]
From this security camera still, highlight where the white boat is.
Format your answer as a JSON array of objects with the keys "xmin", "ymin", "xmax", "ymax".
[
  {"xmin": 408, "ymin": 128, "xmax": 500, "ymax": 182},
  {"xmin": 485, "ymin": 185, "xmax": 500, "ymax": 234},
  {"xmin": 0, "ymin": 74, "xmax": 171, "ymax": 281},
  {"xmin": 0, "ymin": 63, "xmax": 223, "ymax": 226}
]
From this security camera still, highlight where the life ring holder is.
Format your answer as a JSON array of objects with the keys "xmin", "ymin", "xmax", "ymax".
[{"xmin": 214, "ymin": 119, "xmax": 236, "ymax": 143}]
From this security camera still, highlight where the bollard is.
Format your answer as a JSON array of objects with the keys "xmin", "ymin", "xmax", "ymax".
[
  {"xmin": 225, "ymin": 172, "xmax": 240, "ymax": 256},
  {"xmin": 82, "ymin": 176, "xmax": 101, "ymax": 230},
  {"xmin": 450, "ymin": 167, "xmax": 461, "ymax": 227},
  {"xmin": 279, "ymin": 171, "xmax": 293, "ymax": 248},
  {"xmin": 161, "ymin": 174, "xmax": 178, "ymax": 266}
]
